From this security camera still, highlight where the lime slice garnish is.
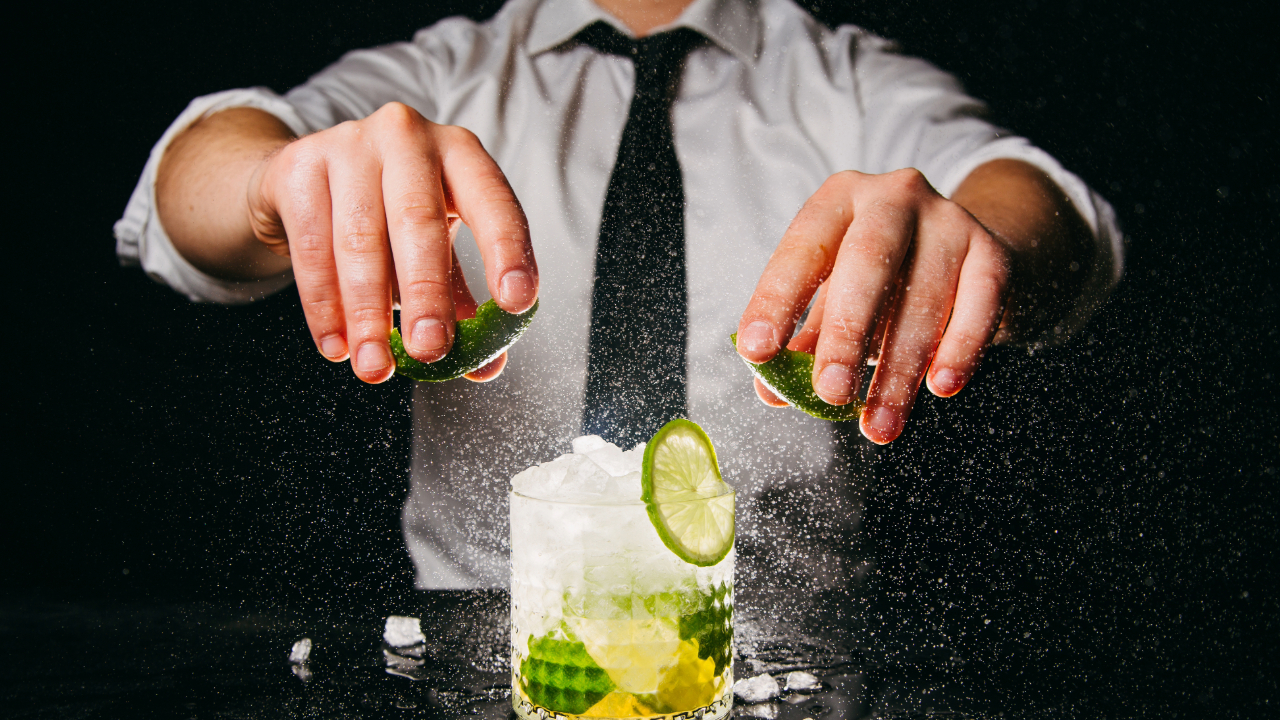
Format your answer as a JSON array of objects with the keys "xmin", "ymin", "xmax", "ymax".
[
  {"xmin": 729, "ymin": 333, "xmax": 865, "ymax": 422},
  {"xmin": 390, "ymin": 299, "xmax": 538, "ymax": 382},
  {"xmin": 642, "ymin": 419, "xmax": 735, "ymax": 567}
]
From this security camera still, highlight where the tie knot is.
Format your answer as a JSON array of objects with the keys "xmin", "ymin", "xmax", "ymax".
[{"xmin": 576, "ymin": 21, "xmax": 704, "ymax": 92}]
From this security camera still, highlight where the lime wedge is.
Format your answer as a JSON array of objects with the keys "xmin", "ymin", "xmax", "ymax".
[
  {"xmin": 642, "ymin": 419, "xmax": 735, "ymax": 567},
  {"xmin": 521, "ymin": 628, "xmax": 615, "ymax": 714},
  {"xmin": 730, "ymin": 333, "xmax": 865, "ymax": 422},
  {"xmin": 390, "ymin": 299, "xmax": 538, "ymax": 382}
]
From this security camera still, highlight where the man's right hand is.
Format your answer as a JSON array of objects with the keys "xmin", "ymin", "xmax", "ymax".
[{"xmin": 157, "ymin": 102, "xmax": 539, "ymax": 384}]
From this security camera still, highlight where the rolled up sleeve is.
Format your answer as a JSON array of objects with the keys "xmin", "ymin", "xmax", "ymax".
[
  {"xmin": 115, "ymin": 30, "xmax": 453, "ymax": 305},
  {"xmin": 113, "ymin": 88, "xmax": 310, "ymax": 304},
  {"xmin": 852, "ymin": 31, "xmax": 1124, "ymax": 341}
]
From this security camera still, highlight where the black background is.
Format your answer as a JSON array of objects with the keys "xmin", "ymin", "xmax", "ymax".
[{"xmin": 5, "ymin": 0, "xmax": 1277, "ymax": 717}]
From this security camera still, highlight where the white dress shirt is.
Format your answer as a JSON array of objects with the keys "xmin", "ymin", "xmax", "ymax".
[{"xmin": 115, "ymin": 0, "xmax": 1123, "ymax": 590}]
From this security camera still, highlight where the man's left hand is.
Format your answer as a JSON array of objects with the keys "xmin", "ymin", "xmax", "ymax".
[{"xmin": 736, "ymin": 160, "xmax": 1091, "ymax": 444}]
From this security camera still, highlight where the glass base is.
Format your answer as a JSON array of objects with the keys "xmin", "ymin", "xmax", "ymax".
[{"xmin": 512, "ymin": 692, "xmax": 733, "ymax": 720}]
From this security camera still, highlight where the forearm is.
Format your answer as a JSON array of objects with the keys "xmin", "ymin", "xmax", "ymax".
[
  {"xmin": 951, "ymin": 158, "xmax": 1095, "ymax": 344},
  {"xmin": 155, "ymin": 107, "xmax": 296, "ymax": 281}
]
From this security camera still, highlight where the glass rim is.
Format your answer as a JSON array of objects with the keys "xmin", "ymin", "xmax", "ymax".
[{"xmin": 509, "ymin": 487, "xmax": 735, "ymax": 508}]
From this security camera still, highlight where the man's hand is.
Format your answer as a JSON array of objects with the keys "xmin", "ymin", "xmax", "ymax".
[
  {"xmin": 736, "ymin": 161, "xmax": 1092, "ymax": 444},
  {"xmin": 157, "ymin": 103, "xmax": 538, "ymax": 384}
]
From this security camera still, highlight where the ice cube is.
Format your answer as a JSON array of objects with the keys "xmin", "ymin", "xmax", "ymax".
[
  {"xmin": 383, "ymin": 616, "xmax": 426, "ymax": 647},
  {"xmin": 512, "ymin": 437, "xmax": 645, "ymax": 502},
  {"xmin": 613, "ymin": 470, "xmax": 642, "ymax": 499},
  {"xmin": 623, "ymin": 441, "xmax": 645, "ymax": 463},
  {"xmin": 578, "ymin": 437, "xmax": 632, "ymax": 477},
  {"xmin": 287, "ymin": 638, "xmax": 311, "ymax": 664},
  {"xmin": 734, "ymin": 673, "xmax": 781, "ymax": 703},
  {"xmin": 572, "ymin": 435, "xmax": 610, "ymax": 455},
  {"xmin": 511, "ymin": 458, "xmax": 560, "ymax": 497},
  {"xmin": 555, "ymin": 454, "xmax": 614, "ymax": 501},
  {"xmin": 288, "ymin": 638, "xmax": 312, "ymax": 682},
  {"xmin": 783, "ymin": 670, "xmax": 821, "ymax": 692}
]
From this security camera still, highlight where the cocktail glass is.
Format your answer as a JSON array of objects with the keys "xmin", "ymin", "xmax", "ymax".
[{"xmin": 510, "ymin": 488, "xmax": 734, "ymax": 719}]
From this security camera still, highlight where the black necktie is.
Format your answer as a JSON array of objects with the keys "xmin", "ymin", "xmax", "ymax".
[{"xmin": 577, "ymin": 21, "xmax": 704, "ymax": 449}]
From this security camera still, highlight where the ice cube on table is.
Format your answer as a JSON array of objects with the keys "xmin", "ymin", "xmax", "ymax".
[
  {"xmin": 783, "ymin": 670, "xmax": 822, "ymax": 691},
  {"xmin": 287, "ymin": 638, "xmax": 311, "ymax": 664},
  {"xmin": 383, "ymin": 616, "xmax": 425, "ymax": 647},
  {"xmin": 734, "ymin": 673, "xmax": 781, "ymax": 702}
]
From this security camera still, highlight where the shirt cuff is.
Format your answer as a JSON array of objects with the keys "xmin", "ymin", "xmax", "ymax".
[
  {"xmin": 934, "ymin": 138, "xmax": 1126, "ymax": 345},
  {"xmin": 113, "ymin": 88, "xmax": 313, "ymax": 304}
]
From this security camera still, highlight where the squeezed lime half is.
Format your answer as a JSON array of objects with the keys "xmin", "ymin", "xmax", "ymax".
[
  {"xmin": 390, "ymin": 299, "xmax": 538, "ymax": 382},
  {"xmin": 642, "ymin": 419, "xmax": 735, "ymax": 567},
  {"xmin": 729, "ymin": 333, "xmax": 865, "ymax": 422}
]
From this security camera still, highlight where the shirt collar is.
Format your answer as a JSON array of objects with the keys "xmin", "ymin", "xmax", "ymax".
[{"xmin": 526, "ymin": 0, "xmax": 761, "ymax": 64}]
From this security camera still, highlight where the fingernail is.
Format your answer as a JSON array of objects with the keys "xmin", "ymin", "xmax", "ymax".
[
  {"xmin": 738, "ymin": 321, "xmax": 779, "ymax": 355},
  {"xmin": 932, "ymin": 368, "xmax": 963, "ymax": 396},
  {"xmin": 861, "ymin": 405, "xmax": 902, "ymax": 445},
  {"xmin": 320, "ymin": 335, "xmax": 347, "ymax": 360},
  {"xmin": 499, "ymin": 270, "xmax": 534, "ymax": 309},
  {"xmin": 816, "ymin": 364, "xmax": 854, "ymax": 404},
  {"xmin": 411, "ymin": 318, "xmax": 448, "ymax": 353},
  {"xmin": 355, "ymin": 342, "xmax": 391, "ymax": 376}
]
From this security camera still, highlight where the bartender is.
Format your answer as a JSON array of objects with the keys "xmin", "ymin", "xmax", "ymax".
[{"xmin": 116, "ymin": 0, "xmax": 1122, "ymax": 591}]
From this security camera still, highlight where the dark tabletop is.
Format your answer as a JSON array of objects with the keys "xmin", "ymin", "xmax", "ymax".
[{"xmin": 2, "ymin": 564, "xmax": 1273, "ymax": 720}]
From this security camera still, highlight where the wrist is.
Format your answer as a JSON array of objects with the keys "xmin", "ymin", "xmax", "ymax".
[
  {"xmin": 952, "ymin": 159, "xmax": 1093, "ymax": 345},
  {"xmin": 159, "ymin": 108, "xmax": 295, "ymax": 280},
  {"xmin": 246, "ymin": 145, "xmax": 292, "ymax": 257}
]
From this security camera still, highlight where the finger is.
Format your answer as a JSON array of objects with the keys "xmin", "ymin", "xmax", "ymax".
[
  {"xmin": 753, "ymin": 377, "xmax": 790, "ymax": 407},
  {"xmin": 464, "ymin": 352, "xmax": 508, "ymax": 382},
  {"xmin": 737, "ymin": 176, "xmax": 858, "ymax": 363},
  {"xmin": 926, "ymin": 229, "xmax": 1010, "ymax": 397},
  {"xmin": 381, "ymin": 125, "xmax": 457, "ymax": 364},
  {"xmin": 810, "ymin": 176, "xmax": 921, "ymax": 406},
  {"xmin": 329, "ymin": 140, "xmax": 396, "ymax": 384},
  {"xmin": 265, "ymin": 147, "xmax": 349, "ymax": 362},
  {"xmin": 751, "ymin": 285, "xmax": 823, "ymax": 408},
  {"xmin": 396, "ymin": 220, "xmax": 473, "ymax": 316},
  {"xmin": 860, "ymin": 204, "xmax": 970, "ymax": 444},
  {"xmin": 437, "ymin": 126, "xmax": 538, "ymax": 313}
]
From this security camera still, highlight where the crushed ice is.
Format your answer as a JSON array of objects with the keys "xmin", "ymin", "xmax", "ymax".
[{"xmin": 510, "ymin": 435, "xmax": 646, "ymax": 503}]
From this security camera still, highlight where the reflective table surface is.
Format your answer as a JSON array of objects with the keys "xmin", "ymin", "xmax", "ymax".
[
  {"xmin": 3, "ymin": 578, "xmax": 1271, "ymax": 719},
  {"xmin": 0, "ymin": 590, "xmax": 957, "ymax": 720}
]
